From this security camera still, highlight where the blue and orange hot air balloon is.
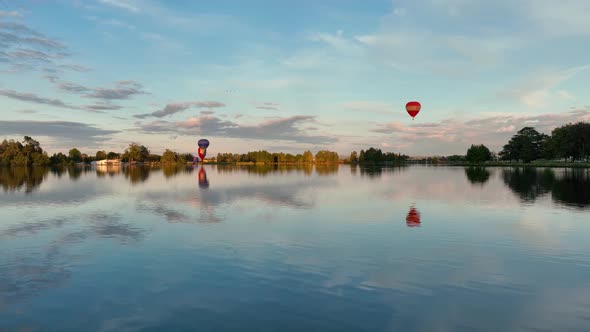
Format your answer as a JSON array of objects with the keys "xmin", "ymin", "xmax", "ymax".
[
  {"xmin": 197, "ymin": 138, "xmax": 209, "ymax": 162},
  {"xmin": 406, "ymin": 101, "xmax": 421, "ymax": 120}
]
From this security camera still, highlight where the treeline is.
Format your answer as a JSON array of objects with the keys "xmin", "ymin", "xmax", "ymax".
[
  {"xmin": 348, "ymin": 148, "xmax": 410, "ymax": 163},
  {"xmin": 451, "ymin": 121, "xmax": 590, "ymax": 164},
  {"xmin": 0, "ymin": 139, "xmax": 194, "ymax": 167},
  {"xmin": 216, "ymin": 150, "xmax": 340, "ymax": 164}
]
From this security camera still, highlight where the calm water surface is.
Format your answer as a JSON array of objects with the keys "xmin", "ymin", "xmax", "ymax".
[{"xmin": 1, "ymin": 165, "xmax": 590, "ymax": 331}]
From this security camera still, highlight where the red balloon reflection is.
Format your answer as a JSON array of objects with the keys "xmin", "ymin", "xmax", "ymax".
[
  {"xmin": 406, "ymin": 206, "xmax": 421, "ymax": 227},
  {"xmin": 198, "ymin": 166, "xmax": 209, "ymax": 189}
]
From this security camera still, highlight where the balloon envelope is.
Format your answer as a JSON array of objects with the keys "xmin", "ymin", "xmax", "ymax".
[
  {"xmin": 405, "ymin": 101, "xmax": 421, "ymax": 119},
  {"xmin": 197, "ymin": 139, "xmax": 210, "ymax": 148}
]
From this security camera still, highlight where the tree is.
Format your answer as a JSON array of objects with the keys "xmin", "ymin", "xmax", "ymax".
[
  {"xmin": 68, "ymin": 148, "xmax": 82, "ymax": 163},
  {"xmin": 96, "ymin": 150, "xmax": 107, "ymax": 160},
  {"xmin": 466, "ymin": 144, "xmax": 491, "ymax": 163},
  {"xmin": 500, "ymin": 127, "xmax": 549, "ymax": 163},
  {"xmin": 161, "ymin": 149, "xmax": 178, "ymax": 164},
  {"xmin": 550, "ymin": 122, "xmax": 590, "ymax": 162},
  {"xmin": 124, "ymin": 143, "xmax": 149, "ymax": 163},
  {"xmin": 107, "ymin": 151, "xmax": 119, "ymax": 159},
  {"xmin": 303, "ymin": 150, "xmax": 313, "ymax": 163},
  {"xmin": 349, "ymin": 151, "xmax": 358, "ymax": 163}
]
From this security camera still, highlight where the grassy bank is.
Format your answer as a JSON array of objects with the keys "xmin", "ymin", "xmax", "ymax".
[{"xmin": 443, "ymin": 161, "xmax": 590, "ymax": 168}]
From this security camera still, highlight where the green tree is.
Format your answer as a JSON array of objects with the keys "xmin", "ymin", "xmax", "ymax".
[
  {"xmin": 303, "ymin": 150, "xmax": 313, "ymax": 163},
  {"xmin": 349, "ymin": 151, "xmax": 358, "ymax": 163},
  {"xmin": 161, "ymin": 149, "xmax": 179, "ymax": 164},
  {"xmin": 465, "ymin": 144, "xmax": 491, "ymax": 163},
  {"xmin": 124, "ymin": 143, "xmax": 149, "ymax": 163},
  {"xmin": 550, "ymin": 122, "xmax": 590, "ymax": 162},
  {"xmin": 69, "ymin": 148, "xmax": 82, "ymax": 163},
  {"xmin": 96, "ymin": 150, "xmax": 107, "ymax": 160},
  {"xmin": 107, "ymin": 151, "xmax": 119, "ymax": 159},
  {"xmin": 500, "ymin": 127, "xmax": 549, "ymax": 163}
]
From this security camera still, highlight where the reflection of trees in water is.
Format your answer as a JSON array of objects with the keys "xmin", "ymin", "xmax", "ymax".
[
  {"xmin": 162, "ymin": 165, "xmax": 193, "ymax": 179},
  {"xmin": 502, "ymin": 168, "xmax": 590, "ymax": 208},
  {"xmin": 502, "ymin": 168, "xmax": 554, "ymax": 202},
  {"xmin": 67, "ymin": 166, "xmax": 83, "ymax": 181},
  {"xmin": 359, "ymin": 165, "xmax": 407, "ymax": 178},
  {"xmin": 315, "ymin": 164, "xmax": 339, "ymax": 176},
  {"xmin": 0, "ymin": 167, "xmax": 49, "ymax": 193},
  {"xmin": 216, "ymin": 164, "xmax": 314, "ymax": 176},
  {"xmin": 464, "ymin": 167, "xmax": 491, "ymax": 185},
  {"xmin": 551, "ymin": 169, "xmax": 590, "ymax": 208},
  {"xmin": 123, "ymin": 166, "xmax": 151, "ymax": 184},
  {"xmin": 50, "ymin": 166, "xmax": 67, "ymax": 178},
  {"xmin": 350, "ymin": 164, "xmax": 358, "ymax": 175}
]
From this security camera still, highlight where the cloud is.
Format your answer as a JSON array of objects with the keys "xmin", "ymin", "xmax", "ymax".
[
  {"xmin": 253, "ymin": 102, "xmax": 281, "ymax": 111},
  {"xmin": 84, "ymin": 80, "xmax": 147, "ymax": 100},
  {"xmin": 134, "ymin": 101, "xmax": 226, "ymax": 118},
  {"xmin": 0, "ymin": 120, "xmax": 119, "ymax": 145},
  {"xmin": 58, "ymin": 82, "xmax": 91, "ymax": 93},
  {"xmin": 371, "ymin": 108, "xmax": 590, "ymax": 155},
  {"xmin": 16, "ymin": 109, "xmax": 38, "ymax": 114},
  {"xmin": 98, "ymin": 0, "xmax": 140, "ymax": 13},
  {"xmin": 0, "ymin": 21, "xmax": 80, "ymax": 75},
  {"xmin": 58, "ymin": 64, "xmax": 91, "ymax": 72},
  {"xmin": 136, "ymin": 114, "xmax": 337, "ymax": 145},
  {"xmin": 497, "ymin": 65, "xmax": 590, "ymax": 109},
  {"xmin": 0, "ymin": 10, "xmax": 22, "ymax": 18},
  {"xmin": 0, "ymin": 89, "xmax": 78, "ymax": 110},
  {"xmin": 342, "ymin": 101, "xmax": 395, "ymax": 115},
  {"xmin": 83, "ymin": 103, "xmax": 123, "ymax": 111}
]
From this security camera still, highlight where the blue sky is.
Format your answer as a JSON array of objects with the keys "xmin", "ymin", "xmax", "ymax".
[{"xmin": 1, "ymin": 0, "xmax": 589, "ymax": 156}]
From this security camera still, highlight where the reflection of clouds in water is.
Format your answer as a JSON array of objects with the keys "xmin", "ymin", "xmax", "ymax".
[
  {"xmin": 0, "ymin": 211, "xmax": 145, "ymax": 311},
  {"xmin": 135, "ymin": 173, "xmax": 336, "ymax": 224}
]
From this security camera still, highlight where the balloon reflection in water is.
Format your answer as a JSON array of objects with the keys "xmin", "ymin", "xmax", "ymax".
[
  {"xmin": 406, "ymin": 206, "xmax": 421, "ymax": 227},
  {"xmin": 198, "ymin": 166, "xmax": 209, "ymax": 189}
]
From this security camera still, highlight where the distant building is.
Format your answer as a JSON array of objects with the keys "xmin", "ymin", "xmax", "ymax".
[{"xmin": 95, "ymin": 159, "xmax": 122, "ymax": 165}]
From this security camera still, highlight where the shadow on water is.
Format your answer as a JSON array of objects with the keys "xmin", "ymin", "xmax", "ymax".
[
  {"xmin": 0, "ymin": 167, "xmax": 49, "ymax": 193},
  {"xmin": 502, "ymin": 168, "xmax": 590, "ymax": 209},
  {"xmin": 464, "ymin": 166, "xmax": 491, "ymax": 186}
]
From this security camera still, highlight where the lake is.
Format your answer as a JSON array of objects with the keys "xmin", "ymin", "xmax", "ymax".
[{"xmin": 1, "ymin": 164, "xmax": 590, "ymax": 332}]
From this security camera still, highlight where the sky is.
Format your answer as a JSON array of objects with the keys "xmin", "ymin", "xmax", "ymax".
[{"xmin": 1, "ymin": 0, "xmax": 589, "ymax": 157}]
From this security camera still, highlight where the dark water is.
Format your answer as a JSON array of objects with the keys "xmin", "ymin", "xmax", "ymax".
[{"xmin": 1, "ymin": 165, "xmax": 590, "ymax": 332}]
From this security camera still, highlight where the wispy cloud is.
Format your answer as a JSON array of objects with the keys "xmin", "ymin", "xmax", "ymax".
[
  {"xmin": 341, "ymin": 101, "xmax": 395, "ymax": 115},
  {"xmin": 136, "ymin": 114, "xmax": 337, "ymax": 145},
  {"xmin": 0, "ymin": 89, "xmax": 78, "ymax": 110},
  {"xmin": 98, "ymin": 0, "xmax": 140, "ymax": 13},
  {"xmin": 134, "ymin": 101, "xmax": 225, "ymax": 119},
  {"xmin": 0, "ymin": 120, "xmax": 119, "ymax": 147},
  {"xmin": 84, "ymin": 81, "xmax": 147, "ymax": 100},
  {"xmin": 253, "ymin": 102, "xmax": 280, "ymax": 111},
  {"xmin": 0, "ymin": 21, "xmax": 84, "ymax": 75},
  {"xmin": 496, "ymin": 65, "xmax": 590, "ymax": 109},
  {"xmin": 0, "ymin": 10, "xmax": 22, "ymax": 18},
  {"xmin": 372, "ymin": 108, "xmax": 590, "ymax": 154}
]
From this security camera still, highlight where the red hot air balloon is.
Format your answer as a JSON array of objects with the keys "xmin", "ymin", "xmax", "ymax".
[{"xmin": 406, "ymin": 101, "xmax": 421, "ymax": 120}]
